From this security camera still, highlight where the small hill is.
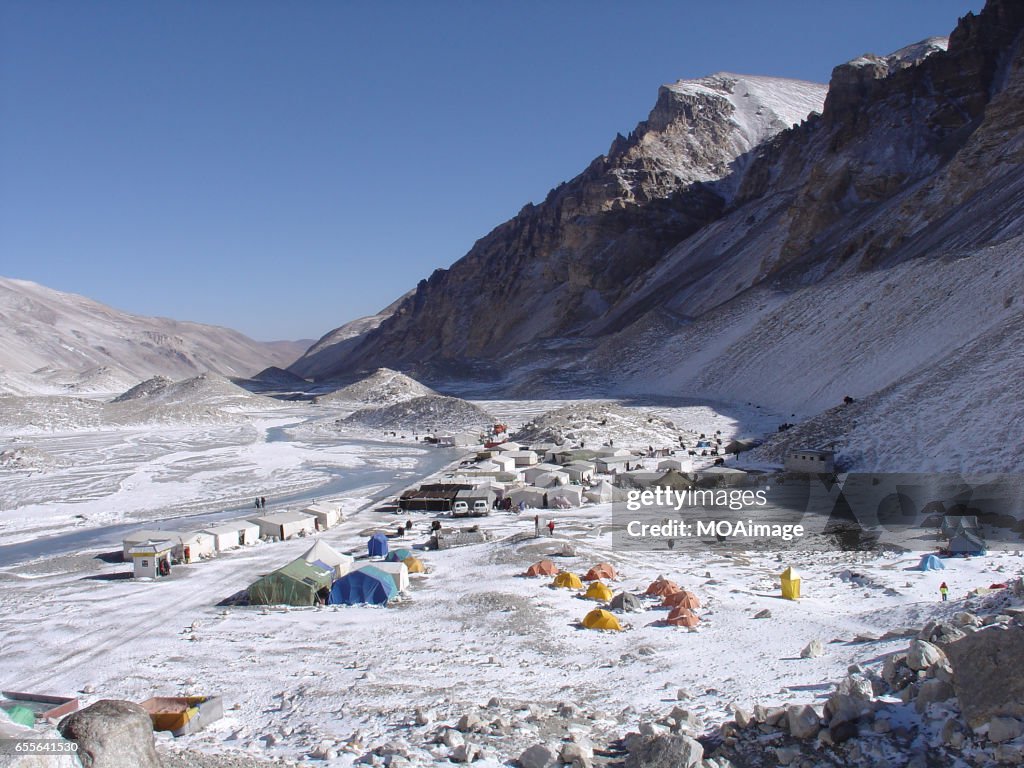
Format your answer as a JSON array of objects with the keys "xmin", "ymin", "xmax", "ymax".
[
  {"xmin": 513, "ymin": 403, "xmax": 687, "ymax": 449},
  {"xmin": 317, "ymin": 368, "xmax": 435, "ymax": 406},
  {"xmin": 338, "ymin": 394, "xmax": 494, "ymax": 435}
]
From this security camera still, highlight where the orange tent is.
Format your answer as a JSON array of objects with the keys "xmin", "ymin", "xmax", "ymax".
[
  {"xmin": 525, "ymin": 560, "xmax": 559, "ymax": 577},
  {"xmin": 583, "ymin": 562, "xmax": 617, "ymax": 581},
  {"xmin": 666, "ymin": 606, "xmax": 700, "ymax": 627},
  {"xmin": 645, "ymin": 576, "xmax": 681, "ymax": 597},
  {"xmin": 662, "ymin": 590, "xmax": 701, "ymax": 609}
]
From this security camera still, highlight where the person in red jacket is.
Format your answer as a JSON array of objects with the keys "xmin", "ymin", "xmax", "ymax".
[{"xmin": 547, "ymin": 519, "xmax": 555, "ymax": 536}]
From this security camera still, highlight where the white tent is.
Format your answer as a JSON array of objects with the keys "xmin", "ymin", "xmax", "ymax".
[
  {"xmin": 584, "ymin": 480, "xmax": 616, "ymax": 504},
  {"xmin": 249, "ymin": 511, "xmax": 317, "ymax": 540},
  {"xmin": 548, "ymin": 485, "xmax": 584, "ymax": 507},
  {"xmin": 523, "ymin": 463, "xmax": 565, "ymax": 484},
  {"xmin": 301, "ymin": 502, "xmax": 342, "ymax": 530},
  {"xmin": 507, "ymin": 486, "xmax": 548, "ymax": 509},
  {"xmin": 202, "ymin": 520, "xmax": 260, "ymax": 551},
  {"xmin": 298, "ymin": 540, "xmax": 354, "ymax": 578},
  {"xmin": 488, "ymin": 455, "xmax": 518, "ymax": 473},
  {"xmin": 179, "ymin": 531, "xmax": 216, "ymax": 561},
  {"xmin": 532, "ymin": 470, "xmax": 570, "ymax": 489},
  {"xmin": 658, "ymin": 457, "xmax": 693, "ymax": 473},
  {"xmin": 357, "ymin": 561, "xmax": 410, "ymax": 593}
]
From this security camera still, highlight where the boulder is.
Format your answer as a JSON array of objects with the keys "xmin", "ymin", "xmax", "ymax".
[
  {"xmin": 915, "ymin": 679, "xmax": 955, "ymax": 713},
  {"xmin": 668, "ymin": 707, "xmax": 700, "ymax": 732},
  {"xmin": 800, "ymin": 640, "xmax": 825, "ymax": 659},
  {"xmin": 918, "ymin": 621, "xmax": 966, "ymax": 646},
  {"xmin": 559, "ymin": 738, "xmax": 593, "ymax": 764},
  {"xmin": 786, "ymin": 705, "xmax": 820, "ymax": 739},
  {"xmin": 906, "ymin": 639, "xmax": 946, "ymax": 671},
  {"xmin": 826, "ymin": 674, "xmax": 874, "ymax": 725},
  {"xmin": 456, "ymin": 713, "xmax": 484, "ymax": 733},
  {"xmin": 987, "ymin": 716, "xmax": 1024, "ymax": 743},
  {"xmin": 440, "ymin": 729, "xmax": 464, "ymax": 749},
  {"xmin": 57, "ymin": 699, "xmax": 161, "ymax": 768},
  {"xmin": 450, "ymin": 743, "xmax": 481, "ymax": 763},
  {"xmin": 624, "ymin": 734, "xmax": 703, "ymax": 768},
  {"xmin": 518, "ymin": 743, "xmax": 556, "ymax": 768},
  {"xmin": 946, "ymin": 624, "xmax": 1024, "ymax": 727}
]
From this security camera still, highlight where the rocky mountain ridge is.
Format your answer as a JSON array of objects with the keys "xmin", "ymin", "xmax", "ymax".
[
  {"xmin": 292, "ymin": 1, "xmax": 1024, "ymax": 471},
  {"xmin": 290, "ymin": 73, "xmax": 827, "ymax": 377}
]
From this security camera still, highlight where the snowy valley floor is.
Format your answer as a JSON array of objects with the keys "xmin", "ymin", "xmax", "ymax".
[{"xmin": 0, "ymin": 397, "xmax": 1020, "ymax": 766}]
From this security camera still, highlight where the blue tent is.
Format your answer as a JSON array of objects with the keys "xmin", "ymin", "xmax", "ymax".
[
  {"xmin": 328, "ymin": 566, "xmax": 397, "ymax": 606},
  {"xmin": 919, "ymin": 553, "xmax": 945, "ymax": 571},
  {"xmin": 385, "ymin": 548, "xmax": 413, "ymax": 563},
  {"xmin": 367, "ymin": 533, "xmax": 389, "ymax": 558}
]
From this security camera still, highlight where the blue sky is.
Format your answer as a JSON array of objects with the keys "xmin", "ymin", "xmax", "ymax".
[{"xmin": 0, "ymin": 1, "xmax": 983, "ymax": 341}]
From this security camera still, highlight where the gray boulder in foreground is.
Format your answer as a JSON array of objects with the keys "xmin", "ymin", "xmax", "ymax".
[
  {"xmin": 624, "ymin": 733, "xmax": 703, "ymax": 768},
  {"xmin": 946, "ymin": 623, "xmax": 1024, "ymax": 728},
  {"xmin": 58, "ymin": 699, "xmax": 161, "ymax": 768}
]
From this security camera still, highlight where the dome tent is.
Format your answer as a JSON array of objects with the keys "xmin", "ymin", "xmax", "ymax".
[
  {"xmin": 584, "ymin": 562, "xmax": 617, "ymax": 581},
  {"xmin": 329, "ymin": 566, "xmax": 397, "ymax": 606},
  {"xmin": 645, "ymin": 576, "xmax": 680, "ymax": 597},
  {"xmin": 666, "ymin": 606, "xmax": 700, "ymax": 627},
  {"xmin": 609, "ymin": 591, "xmax": 645, "ymax": 613},
  {"xmin": 662, "ymin": 589, "xmax": 701, "ymax": 609},
  {"xmin": 525, "ymin": 559, "xmax": 558, "ymax": 577},
  {"xmin": 404, "ymin": 556, "xmax": 426, "ymax": 574},
  {"xmin": 552, "ymin": 572, "xmax": 583, "ymax": 590},
  {"xmin": 584, "ymin": 581, "xmax": 613, "ymax": 601},
  {"xmin": 385, "ymin": 548, "xmax": 413, "ymax": 563},
  {"xmin": 582, "ymin": 609, "xmax": 622, "ymax": 631}
]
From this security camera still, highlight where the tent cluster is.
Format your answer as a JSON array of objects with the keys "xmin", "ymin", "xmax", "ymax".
[
  {"xmin": 521, "ymin": 560, "xmax": 703, "ymax": 631},
  {"xmin": 122, "ymin": 500, "xmax": 347, "ymax": 580},
  {"xmin": 644, "ymin": 575, "xmax": 703, "ymax": 627},
  {"xmin": 248, "ymin": 537, "xmax": 428, "ymax": 607}
]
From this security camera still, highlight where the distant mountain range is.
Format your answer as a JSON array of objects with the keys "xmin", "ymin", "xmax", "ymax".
[
  {"xmin": 0, "ymin": 276, "xmax": 310, "ymax": 394},
  {"xmin": 289, "ymin": 0, "xmax": 1024, "ymax": 471}
]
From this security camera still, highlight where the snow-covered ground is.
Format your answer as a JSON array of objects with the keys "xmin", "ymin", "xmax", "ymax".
[{"xmin": 0, "ymin": 395, "xmax": 1020, "ymax": 766}]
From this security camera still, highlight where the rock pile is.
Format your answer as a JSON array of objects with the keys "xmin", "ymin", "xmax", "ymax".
[{"xmin": 706, "ymin": 596, "xmax": 1024, "ymax": 767}]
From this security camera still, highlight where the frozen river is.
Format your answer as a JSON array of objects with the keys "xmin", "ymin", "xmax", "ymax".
[{"xmin": 0, "ymin": 411, "xmax": 459, "ymax": 566}]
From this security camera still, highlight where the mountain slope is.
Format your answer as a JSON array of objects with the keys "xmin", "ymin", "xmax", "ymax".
[
  {"xmin": 291, "ymin": 73, "xmax": 827, "ymax": 376},
  {"xmin": 0, "ymin": 277, "xmax": 302, "ymax": 389}
]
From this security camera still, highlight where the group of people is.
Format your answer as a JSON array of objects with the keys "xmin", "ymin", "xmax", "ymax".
[{"xmin": 253, "ymin": 496, "xmax": 267, "ymax": 509}]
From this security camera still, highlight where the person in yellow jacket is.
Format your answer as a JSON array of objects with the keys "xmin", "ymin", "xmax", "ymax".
[{"xmin": 939, "ymin": 582, "xmax": 949, "ymax": 601}]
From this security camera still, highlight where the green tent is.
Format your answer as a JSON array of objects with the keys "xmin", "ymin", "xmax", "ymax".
[{"xmin": 248, "ymin": 559, "xmax": 334, "ymax": 606}]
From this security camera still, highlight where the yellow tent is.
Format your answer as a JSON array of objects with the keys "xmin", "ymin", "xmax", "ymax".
[
  {"xmin": 403, "ymin": 556, "xmax": 426, "ymax": 574},
  {"xmin": 583, "ymin": 581, "xmax": 613, "ymax": 601},
  {"xmin": 780, "ymin": 566, "xmax": 801, "ymax": 600},
  {"xmin": 582, "ymin": 609, "xmax": 622, "ymax": 631},
  {"xmin": 552, "ymin": 572, "xmax": 583, "ymax": 590}
]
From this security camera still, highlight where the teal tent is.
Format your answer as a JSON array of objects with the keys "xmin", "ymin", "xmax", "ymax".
[
  {"xmin": 385, "ymin": 548, "xmax": 413, "ymax": 562},
  {"xmin": 329, "ymin": 566, "xmax": 397, "ymax": 606}
]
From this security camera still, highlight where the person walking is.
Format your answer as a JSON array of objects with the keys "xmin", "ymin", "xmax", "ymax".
[
  {"xmin": 939, "ymin": 582, "xmax": 949, "ymax": 601},
  {"xmin": 260, "ymin": 496, "xmax": 267, "ymax": 509},
  {"xmin": 547, "ymin": 519, "xmax": 555, "ymax": 536},
  {"xmin": 534, "ymin": 514, "xmax": 540, "ymax": 537}
]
